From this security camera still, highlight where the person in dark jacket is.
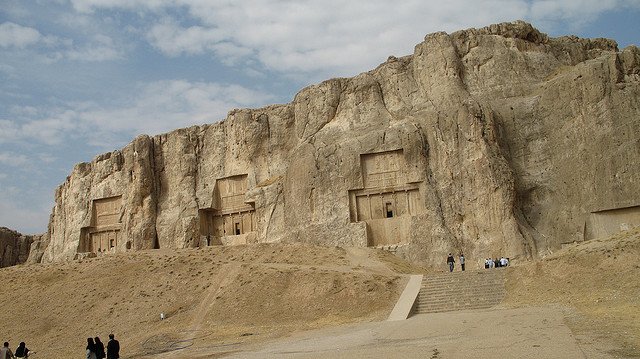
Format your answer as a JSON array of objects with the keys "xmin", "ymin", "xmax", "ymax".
[
  {"xmin": 86, "ymin": 338, "xmax": 97, "ymax": 359},
  {"xmin": 106, "ymin": 334, "xmax": 120, "ymax": 359},
  {"xmin": 14, "ymin": 342, "xmax": 29, "ymax": 358},
  {"xmin": 446, "ymin": 253, "xmax": 455, "ymax": 272},
  {"xmin": 94, "ymin": 337, "xmax": 106, "ymax": 359}
]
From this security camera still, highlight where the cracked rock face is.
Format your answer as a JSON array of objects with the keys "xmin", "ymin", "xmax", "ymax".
[
  {"xmin": 35, "ymin": 21, "xmax": 640, "ymax": 267},
  {"xmin": 0, "ymin": 227, "xmax": 39, "ymax": 268}
]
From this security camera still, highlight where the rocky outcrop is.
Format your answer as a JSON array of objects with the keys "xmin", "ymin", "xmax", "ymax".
[
  {"xmin": 36, "ymin": 21, "xmax": 640, "ymax": 267},
  {"xmin": 0, "ymin": 227, "xmax": 38, "ymax": 267}
]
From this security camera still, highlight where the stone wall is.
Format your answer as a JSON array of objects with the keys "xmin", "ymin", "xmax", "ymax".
[{"xmin": 36, "ymin": 21, "xmax": 640, "ymax": 267}]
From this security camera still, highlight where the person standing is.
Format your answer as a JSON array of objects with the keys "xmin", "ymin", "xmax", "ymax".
[
  {"xmin": 459, "ymin": 253, "xmax": 465, "ymax": 271},
  {"xmin": 86, "ymin": 338, "xmax": 97, "ymax": 359},
  {"xmin": 0, "ymin": 342, "xmax": 15, "ymax": 359},
  {"xmin": 107, "ymin": 334, "xmax": 120, "ymax": 359},
  {"xmin": 94, "ymin": 337, "xmax": 106, "ymax": 359},
  {"xmin": 13, "ymin": 342, "xmax": 29, "ymax": 359},
  {"xmin": 446, "ymin": 253, "xmax": 455, "ymax": 272}
]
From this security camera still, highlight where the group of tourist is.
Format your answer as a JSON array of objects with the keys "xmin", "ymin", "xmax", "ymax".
[
  {"xmin": 1, "ymin": 341, "xmax": 31, "ymax": 359},
  {"xmin": 446, "ymin": 253, "xmax": 466, "ymax": 272},
  {"xmin": 86, "ymin": 334, "xmax": 119, "ymax": 359},
  {"xmin": 446, "ymin": 253, "xmax": 510, "ymax": 271},
  {"xmin": 485, "ymin": 257, "xmax": 509, "ymax": 268},
  {"xmin": 0, "ymin": 334, "xmax": 119, "ymax": 359}
]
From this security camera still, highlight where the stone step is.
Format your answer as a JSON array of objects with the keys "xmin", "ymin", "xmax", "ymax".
[
  {"xmin": 422, "ymin": 282, "xmax": 503, "ymax": 286},
  {"xmin": 411, "ymin": 269, "xmax": 506, "ymax": 316},
  {"xmin": 415, "ymin": 304, "xmax": 497, "ymax": 314},
  {"xmin": 421, "ymin": 278, "xmax": 503, "ymax": 285},
  {"xmin": 420, "ymin": 288, "xmax": 504, "ymax": 294},
  {"xmin": 420, "ymin": 287, "xmax": 506, "ymax": 294},
  {"xmin": 416, "ymin": 302, "xmax": 503, "ymax": 309},
  {"xmin": 415, "ymin": 299, "xmax": 505, "ymax": 307},
  {"xmin": 416, "ymin": 297, "xmax": 504, "ymax": 306},
  {"xmin": 418, "ymin": 294, "xmax": 505, "ymax": 301}
]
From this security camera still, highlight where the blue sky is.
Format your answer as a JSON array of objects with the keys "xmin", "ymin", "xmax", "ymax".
[{"xmin": 1, "ymin": 0, "xmax": 639, "ymax": 234}]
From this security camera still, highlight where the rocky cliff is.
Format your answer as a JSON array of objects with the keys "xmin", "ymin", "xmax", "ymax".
[
  {"xmin": 34, "ymin": 21, "xmax": 640, "ymax": 267},
  {"xmin": 0, "ymin": 227, "xmax": 38, "ymax": 267}
]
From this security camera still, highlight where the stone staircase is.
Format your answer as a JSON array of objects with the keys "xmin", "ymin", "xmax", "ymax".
[{"xmin": 412, "ymin": 269, "xmax": 506, "ymax": 314}]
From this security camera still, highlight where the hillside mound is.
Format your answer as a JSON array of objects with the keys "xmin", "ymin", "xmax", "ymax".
[
  {"xmin": 0, "ymin": 243, "xmax": 423, "ymax": 358},
  {"xmin": 505, "ymin": 227, "xmax": 640, "ymax": 357}
]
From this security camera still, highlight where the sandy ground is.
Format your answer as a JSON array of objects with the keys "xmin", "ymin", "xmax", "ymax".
[
  {"xmin": 0, "ymin": 228, "xmax": 638, "ymax": 358},
  {"xmin": 0, "ymin": 243, "xmax": 419, "ymax": 358},
  {"xmin": 504, "ymin": 226, "xmax": 640, "ymax": 357},
  {"xmin": 212, "ymin": 306, "xmax": 594, "ymax": 359}
]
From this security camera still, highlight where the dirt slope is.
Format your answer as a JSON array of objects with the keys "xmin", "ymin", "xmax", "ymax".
[
  {"xmin": 505, "ymin": 227, "xmax": 640, "ymax": 357},
  {"xmin": 3, "ymin": 230, "xmax": 638, "ymax": 358},
  {"xmin": 0, "ymin": 243, "xmax": 421, "ymax": 358}
]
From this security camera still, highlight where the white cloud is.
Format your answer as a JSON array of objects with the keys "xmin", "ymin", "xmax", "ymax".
[
  {"xmin": 38, "ymin": 153, "xmax": 57, "ymax": 164},
  {"xmin": 63, "ymin": 0, "xmax": 640, "ymax": 79},
  {"xmin": 0, "ymin": 152, "xmax": 30, "ymax": 167},
  {"xmin": 0, "ymin": 22, "xmax": 42, "ymax": 48},
  {"xmin": 0, "ymin": 119, "xmax": 21, "ymax": 143},
  {"xmin": 2, "ymin": 80, "xmax": 275, "ymax": 148},
  {"xmin": 0, "ymin": 63, "xmax": 15, "ymax": 77},
  {"xmin": 79, "ymin": 80, "xmax": 276, "ymax": 138},
  {"xmin": 530, "ymin": 0, "xmax": 619, "ymax": 27},
  {"xmin": 0, "ymin": 22, "xmax": 63, "ymax": 49},
  {"xmin": 90, "ymin": 1, "xmax": 531, "ymax": 77},
  {"xmin": 65, "ymin": 34, "xmax": 123, "ymax": 61},
  {"xmin": 20, "ymin": 113, "xmax": 77, "ymax": 145},
  {"xmin": 69, "ymin": 0, "xmax": 173, "ymax": 13},
  {"xmin": 147, "ymin": 20, "xmax": 225, "ymax": 56},
  {"xmin": 0, "ymin": 194, "xmax": 52, "ymax": 234},
  {"xmin": 0, "ymin": 21, "xmax": 119, "ymax": 62}
]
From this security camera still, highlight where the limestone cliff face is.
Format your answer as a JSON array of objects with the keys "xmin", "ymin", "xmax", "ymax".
[
  {"xmin": 0, "ymin": 227, "xmax": 37, "ymax": 267},
  {"xmin": 37, "ymin": 21, "xmax": 640, "ymax": 267}
]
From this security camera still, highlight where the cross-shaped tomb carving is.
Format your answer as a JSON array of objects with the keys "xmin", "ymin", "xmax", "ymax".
[
  {"xmin": 348, "ymin": 149, "xmax": 424, "ymax": 246},
  {"xmin": 80, "ymin": 195, "xmax": 123, "ymax": 253},
  {"xmin": 199, "ymin": 174, "xmax": 256, "ymax": 245}
]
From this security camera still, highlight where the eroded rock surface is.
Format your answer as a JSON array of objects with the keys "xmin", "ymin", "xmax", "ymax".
[
  {"xmin": 37, "ymin": 21, "xmax": 640, "ymax": 267},
  {"xmin": 0, "ymin": 227, "xmax": 38, "ymax": 267}
]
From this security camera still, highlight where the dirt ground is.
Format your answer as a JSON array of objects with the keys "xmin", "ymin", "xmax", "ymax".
[
  {"xmin": 216, "ymin": 305, "xmax": 593, "ymax": 359},
  {"xmin": 505, "ymin": 226, "xmax": 640, "ymax": 357},
  {"xmin": 0, "ymin": 243, "xmax": 420, "ymax": 358},
  {"xmin": 0, "ymin": 228, "xmax": 638, "ymax": 358}
]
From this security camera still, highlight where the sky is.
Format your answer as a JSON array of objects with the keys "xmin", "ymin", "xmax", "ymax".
[{"xmin": 1, "ymin": 0, "xmax": 639, "ymax": 235}]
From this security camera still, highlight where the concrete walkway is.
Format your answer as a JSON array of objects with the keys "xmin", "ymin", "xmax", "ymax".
[{"xmin": 218, "ymin": 306, "xmax": 606, "ymax": 359}]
